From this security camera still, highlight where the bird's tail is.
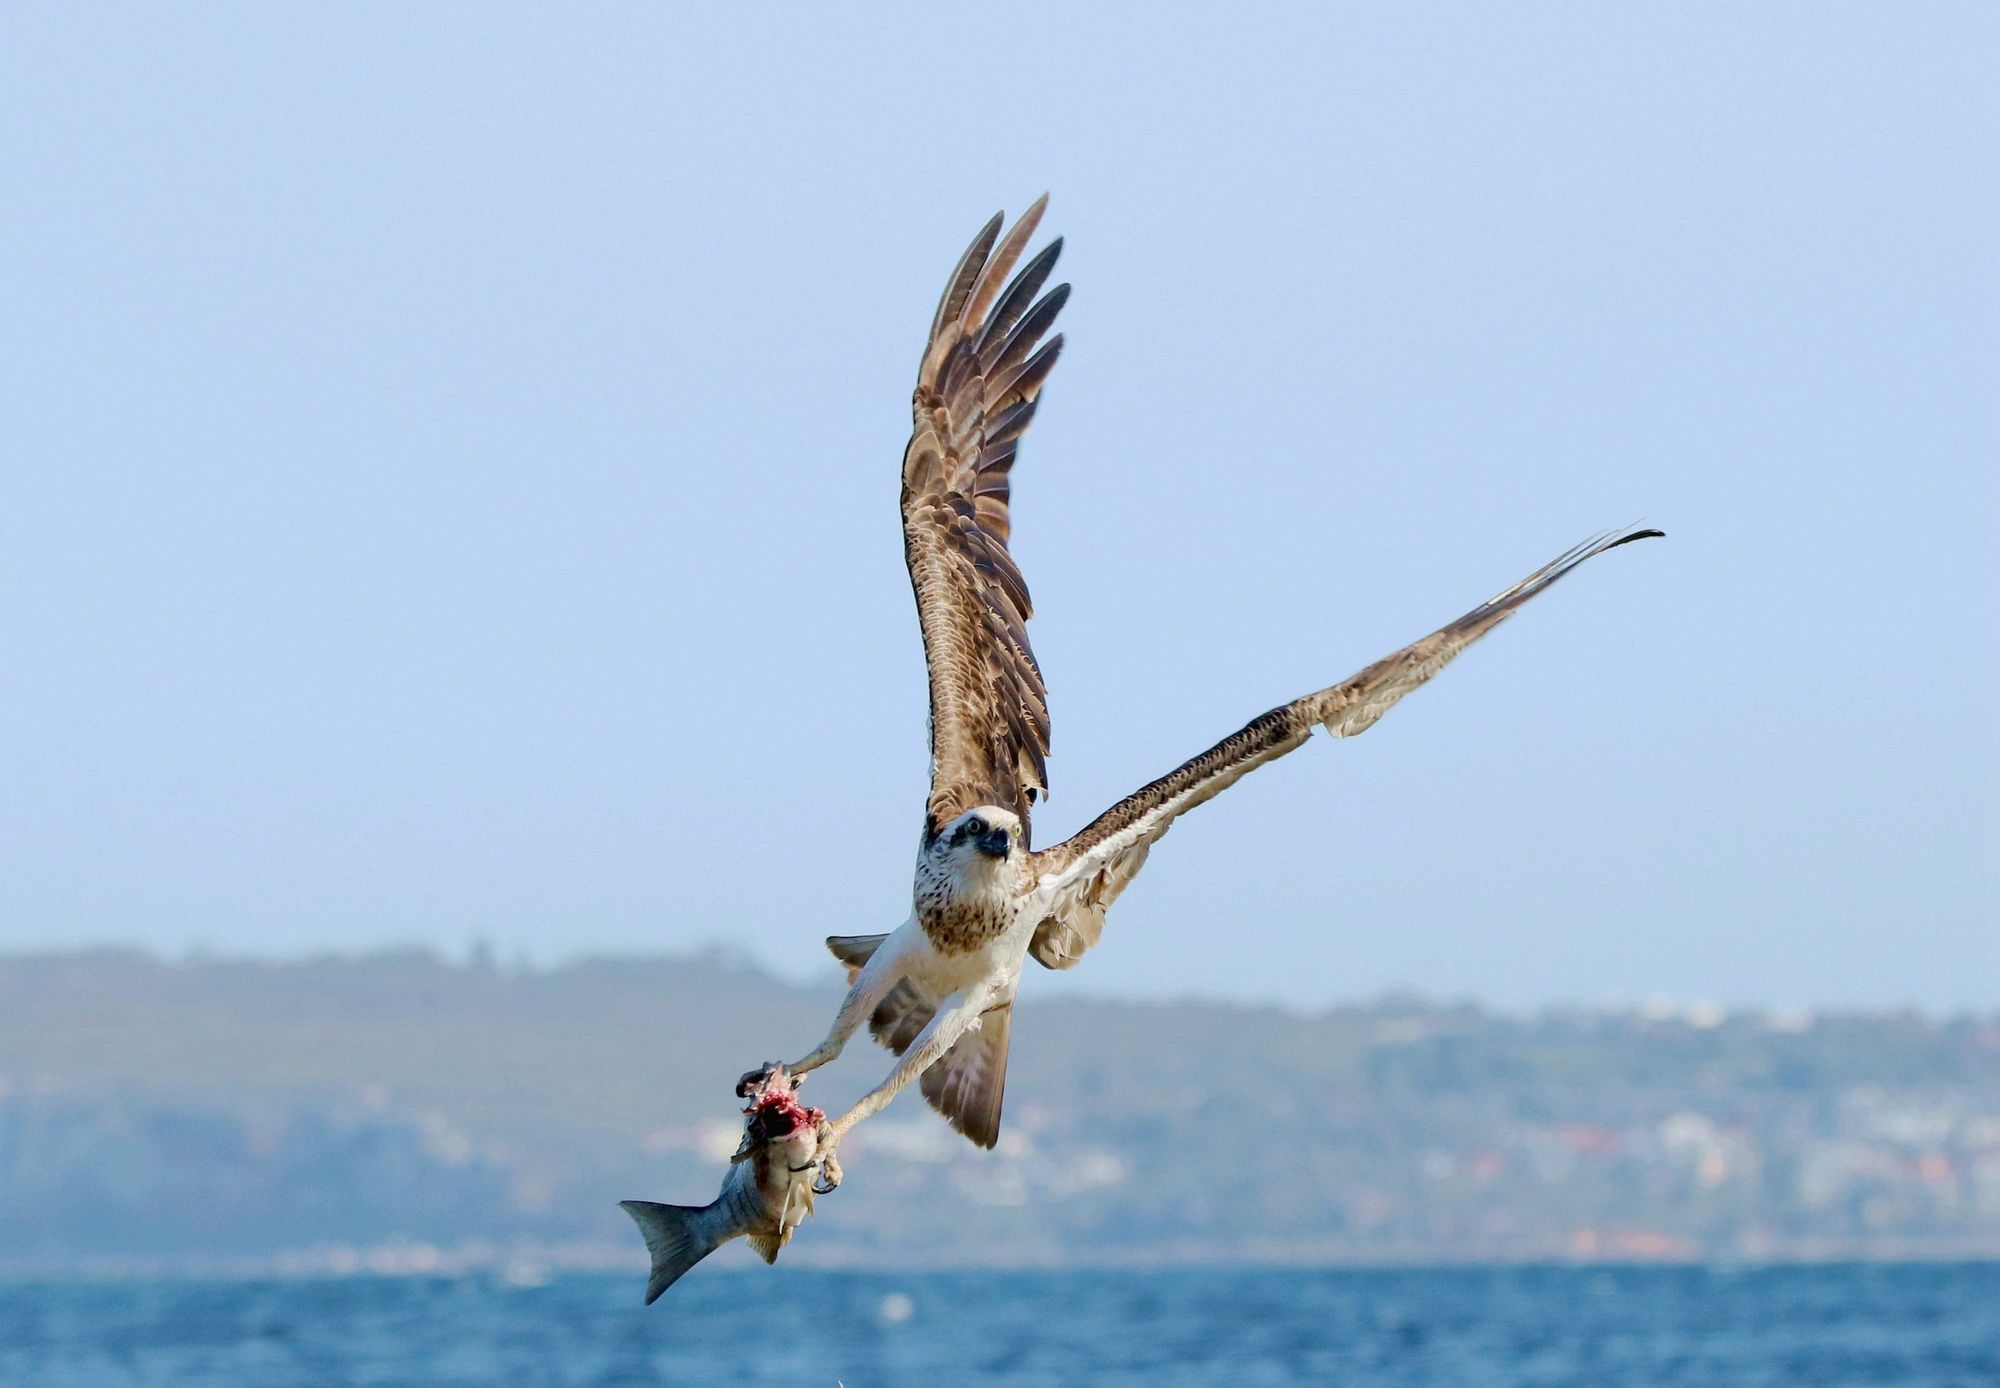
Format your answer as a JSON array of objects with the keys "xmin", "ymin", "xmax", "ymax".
[
  {"xmin": 826, "ymin": 933, "xmax": 891, "ymax": 982},
  {"xmin": 618, "ymin": 1200, "xmax": 724, "ymax": 1304}
]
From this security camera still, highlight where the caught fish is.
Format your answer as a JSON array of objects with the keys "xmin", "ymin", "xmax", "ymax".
[{"xmin": 619, "ymin": 1064, "xmax": 828, "ymax": 1304}]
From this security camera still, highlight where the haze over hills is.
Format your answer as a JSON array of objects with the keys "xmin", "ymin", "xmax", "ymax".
[{"xmin": 1, "ymin": 949, "xmax": 1996, "ymax": 1276}]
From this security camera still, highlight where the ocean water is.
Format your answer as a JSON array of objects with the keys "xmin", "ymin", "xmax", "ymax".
[{"xmin": 1, "ymin": 1263, "xmax": 1996, "ymax": 1387}]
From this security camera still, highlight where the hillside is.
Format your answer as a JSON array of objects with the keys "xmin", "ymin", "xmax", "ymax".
[{"xmin": 1, "ymin": 950, "xmax": 1996, "ymax": 1273}]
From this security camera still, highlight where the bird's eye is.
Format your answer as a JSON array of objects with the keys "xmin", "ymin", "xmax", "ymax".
[{"xmin": 964, "ymin": 818, "xmax": 985, "ymax": 838}]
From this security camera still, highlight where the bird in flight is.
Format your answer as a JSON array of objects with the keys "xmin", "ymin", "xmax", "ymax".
[{"xmin": 745, "ymin": 197, "xmax": 1659, "ymax": 1190}]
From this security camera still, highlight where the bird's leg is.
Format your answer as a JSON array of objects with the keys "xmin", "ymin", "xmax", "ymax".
[
  {"xmin": 788, "ymin": 968, "xmax": 897, "ymax": 1078},
  {"xmin": 812, "ymin": 979, "xmax": 997, "ymax": 1192},
  {"xmin": 736, "ymin": 943, "xmax": 907, "ymax": 1097}
]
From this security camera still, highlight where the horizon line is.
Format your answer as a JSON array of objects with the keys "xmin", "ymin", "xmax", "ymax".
[{"xmin": 3, "ymin": 940, "xmax": 1993, "ymax": 1025}]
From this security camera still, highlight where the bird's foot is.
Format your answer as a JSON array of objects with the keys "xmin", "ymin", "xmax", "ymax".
[{"xmin": 811, "ymin": 1122, "xmax": 844, "ymax": 1194}]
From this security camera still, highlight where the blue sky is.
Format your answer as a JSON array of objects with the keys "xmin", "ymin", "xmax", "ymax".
[{"xmin": 1, "ymin": 5, "xmax": 1993, "ymax": 1010}]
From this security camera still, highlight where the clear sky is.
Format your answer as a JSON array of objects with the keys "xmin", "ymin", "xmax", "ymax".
[{"xmin": 1, "ymin": 5, "xmax": 1993, "ymax": 1011}]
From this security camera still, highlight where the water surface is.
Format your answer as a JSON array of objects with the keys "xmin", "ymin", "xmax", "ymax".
[{"xmin": 3, "ymin": 1262, "xmax": 1996, "ymax": 1386}]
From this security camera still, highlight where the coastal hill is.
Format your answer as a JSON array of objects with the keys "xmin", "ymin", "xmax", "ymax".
[{"xmin": 2, "ymin": 949, "xmax": 1995, "ymax": 1273}]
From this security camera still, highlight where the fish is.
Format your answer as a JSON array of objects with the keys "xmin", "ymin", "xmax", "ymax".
[{"xmin": 619, "ymin": 1064, "xmax": 829, "ymax": 1304}]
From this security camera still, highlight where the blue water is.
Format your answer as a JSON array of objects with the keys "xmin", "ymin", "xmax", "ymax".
[{"xmin": 2, "ymin": 1263, "xmax": 1996, "ymax": 1387}]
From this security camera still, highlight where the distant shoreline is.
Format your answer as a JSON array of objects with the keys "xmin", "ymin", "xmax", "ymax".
[
  {"xmin": 7, "ymin": 948, "xmax": 1997, "ymax": 1274},
  {"xmin": 9, "ymin": 1242, "xmax": 2000, "ymax": 1286},
  {"xmin": 2, "ymin": 943, "xmax": 1990, "ymax": 1025}
]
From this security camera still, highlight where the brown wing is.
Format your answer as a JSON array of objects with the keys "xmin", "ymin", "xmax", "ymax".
[
  {"xmin": 904, "ymin": 198, "xmax": 1068, "ymax": 840},
  {"xmin": 1026, "ymin": 526, "xmax": 1663, "ymax": 969}
]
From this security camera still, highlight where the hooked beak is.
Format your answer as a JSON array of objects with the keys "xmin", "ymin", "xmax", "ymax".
[{"xmin": 976, "ymin": 827, "xmax": 1012, "ymax": 859}]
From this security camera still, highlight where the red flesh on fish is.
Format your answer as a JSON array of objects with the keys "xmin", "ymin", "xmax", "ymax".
[{"xmin": 744, "ymin": 1077, "xmax": 823, "ymax": 1144}]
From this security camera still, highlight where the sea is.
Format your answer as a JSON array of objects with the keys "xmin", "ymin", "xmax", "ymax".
[{"xmin": 2, "ymin": 1262, "xmax": 1996, "ymax": 1387}]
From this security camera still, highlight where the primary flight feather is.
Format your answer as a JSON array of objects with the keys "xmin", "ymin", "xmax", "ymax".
[{"xmin": 743, "ymin": 199, "xmax": 1661, "ymax": 1180}]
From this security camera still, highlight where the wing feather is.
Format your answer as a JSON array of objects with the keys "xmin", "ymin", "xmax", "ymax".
[
  {"xmin": 1026, "ymin": 526, "xmax": 1662, "ymax": 969},
  {"xmin": 905, "ymin": 201, "xmax": 1069, "ymax": 837},
  {"xmin": 978, "ymin": 240, "xmax": 1063, "ymax": 360},
  {"xmin": 930, "ymin": 213, "xmax": 1003, "ymax": 343}
]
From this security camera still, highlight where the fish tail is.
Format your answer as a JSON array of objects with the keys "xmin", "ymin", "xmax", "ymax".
[{"xmin": 618, "ymin": 1200, "xmax": 723, "ymax": 1304}]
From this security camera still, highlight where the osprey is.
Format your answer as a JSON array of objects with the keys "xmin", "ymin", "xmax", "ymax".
[{"xmin": 747, "ymin": 198, "xmax": 1659, "ymax": 1189}]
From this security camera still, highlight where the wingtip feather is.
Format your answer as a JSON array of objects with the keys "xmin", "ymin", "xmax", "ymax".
[{"xmin": 930, "ymin": 211, "xmax": 1005, "ymax": 342}]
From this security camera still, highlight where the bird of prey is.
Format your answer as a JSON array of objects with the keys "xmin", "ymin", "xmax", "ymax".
[{"xmin": 749, "ymin": 197, "xmax": 1659, "ymax": 1189}]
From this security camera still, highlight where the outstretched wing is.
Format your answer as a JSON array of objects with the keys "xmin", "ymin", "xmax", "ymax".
[
  {"xmin": 904, "ymin": 198, "xmax": 1069, "ymax": 840},
  {"xmin": 1025, "ymin": 526, "xmax": 1663, "ymax": 969}
]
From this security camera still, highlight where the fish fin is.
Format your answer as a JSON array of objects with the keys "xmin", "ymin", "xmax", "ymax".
[
  {"xmin": 826, "ymin": 932, "xmax": 892, "ymax": 983},
  {"xmin": 869, "ymin": 977, "xmax": 937, "ymax": 1054},
  {"xmin": 747, "ymin": 1172, "xmax": 808, "ymax": 1264},
  {"xmin": 618, "ymin": 1200, "xmax": 723, "ymax": 1305},
  {"xmin": 919, "ymin": 1001, "xmax": 1012, "ymax": 1149}
]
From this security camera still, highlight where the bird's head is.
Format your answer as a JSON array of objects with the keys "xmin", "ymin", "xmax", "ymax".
[{"xmin": 934, "ymin": 806, "xmax": 1022, "ymax": 870}]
